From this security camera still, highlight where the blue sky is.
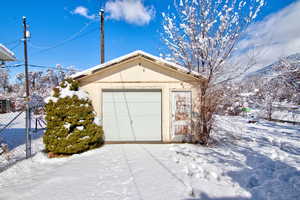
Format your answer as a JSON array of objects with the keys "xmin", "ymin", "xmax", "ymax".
[{"xmin": 1, "ymin": 0, "xmax": 299, "ymax": 75}]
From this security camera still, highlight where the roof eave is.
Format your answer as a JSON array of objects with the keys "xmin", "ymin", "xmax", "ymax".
[{"xmin": 0, "ymin": 44, "xmax": 16, "ymax": 61}]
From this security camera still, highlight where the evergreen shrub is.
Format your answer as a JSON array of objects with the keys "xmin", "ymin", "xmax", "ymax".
[{"xmin": 43, "ymin": 78, "xmax": 104, "ymax": 154}]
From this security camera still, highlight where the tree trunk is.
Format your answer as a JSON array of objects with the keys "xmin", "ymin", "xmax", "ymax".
[
  {"xmin": 267, "ymin": 102, "xmax": 272, "ymax": 121},
  {"xmin": 201, "ymin": 123, "xmax": 209, "ymax": 145}
]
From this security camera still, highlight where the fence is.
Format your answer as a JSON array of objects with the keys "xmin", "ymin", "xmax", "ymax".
[{"xmin": 0, "ymin": 102, "xmax": 46, "ymax": 169}]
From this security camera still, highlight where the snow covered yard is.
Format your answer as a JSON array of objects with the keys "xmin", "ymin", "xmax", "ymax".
[
  {"xmin": 0, "ymin": 112, "xmax": 44, "ymax": 149},
  {"xmin": 170, "ymin": 116, "xmax": 300, "ymax": 199},
  {"xmin": 272, "ymin": 108, "xmax": 300, "ymax": 123},
  {"xmin": 0, "ymin": 112, "xmax": 28, "ymax": 149},
  {"xmin": 0, "ymin": 116, "xmax": 299, "ymax": 200}
]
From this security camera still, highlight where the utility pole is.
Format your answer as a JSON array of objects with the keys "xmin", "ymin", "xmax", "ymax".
[
  {"xmin": 23, "ymin": 17, "xmax": 30, "ymax": 97},
  {"xmin": 23, "ymin": 16, "xmax": 31, "ymax": 158},
  {"xmin": 100, "ymin": 9, "xmax": 105, "ymax": 64}
]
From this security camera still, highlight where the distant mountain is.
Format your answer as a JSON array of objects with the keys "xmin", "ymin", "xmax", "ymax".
[{"xmin": 245, "ymin": 53, "xmax": 300, "ymax": 80}]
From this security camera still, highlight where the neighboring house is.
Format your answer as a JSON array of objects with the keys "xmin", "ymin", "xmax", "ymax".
[
  {"xmin": 0, "ymin": 43, "xmax": 16, "ymax": 62},
  {"xmin": 72, "ymin": 50, "xmax": 205, "ymax": 143},
  {"xmin": 0, "ymin": 99, "xmax": 13, "ymax": 113},
  {"xmin": 0, "ymin": 44, "xmax": 15, "ymax": 114}
]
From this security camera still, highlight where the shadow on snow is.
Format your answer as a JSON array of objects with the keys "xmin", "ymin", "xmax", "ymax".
[
  {"xmin": 0, "ymin": 128, "xmax": 44, "ymax": 150},
  {"xmin": 184, "ymin": 120, "xmax": 300, "ymax": 200}
]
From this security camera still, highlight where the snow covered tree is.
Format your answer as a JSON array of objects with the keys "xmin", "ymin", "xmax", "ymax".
[
  {"xmin": 277, "ymin": 58, "xmax": 300, "ymax": 96},
  {"xmin": 11, "ymin": 65, "xmax": 78, "ymax": 110},
  {"xmin": 162, "ymin": 0, "xmax": 264, "ymax": 144},
  {"xmin": 216, "ymin": 83, "xmax": 245, "ymax": 116},
  {"xmin": 43, "ymin": 78, "xmax": 104, "ymax": 155},
  {"xmin": 254, "ymin": 58, "xmax": 300, "ymax": 120}
]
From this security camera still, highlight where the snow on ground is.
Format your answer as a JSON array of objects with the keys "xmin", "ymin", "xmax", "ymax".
[
  {"xmin": 170, "ymin": 116, "xmax": 300, "ymax": 199},
  {"xmin": 248, "ymin": 108, "xmax": 300, "ymax": 123},
  {"xmin": 272, "ymin": 109, "xmax": 300, "ymax": 122},
  {"xmin": 0, "ymin": 112, "xmax": 44, "ymax": 149},
  {"xmin": 0, "ymin": 141, "xmax": 189, "ymax": 200},
  {"xmin": 0, "ymin": 116, "xmax": 299, "ymax": 200}
]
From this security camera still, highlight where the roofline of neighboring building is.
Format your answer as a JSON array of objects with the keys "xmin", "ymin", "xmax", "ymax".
[
  {"xmin": 71, "ymin": 50, "xmax": 205, "ymax": 81},
  {"xmin": 0, "ymin": 44, "xmax": 16, "ymax": 61}
]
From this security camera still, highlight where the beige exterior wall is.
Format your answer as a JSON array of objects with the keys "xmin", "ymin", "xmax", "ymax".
[{"xmin": 78, "ymin": 57, "xmax": 202, "ymax": 142}]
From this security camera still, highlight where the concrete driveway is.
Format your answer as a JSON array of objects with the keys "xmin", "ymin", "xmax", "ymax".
[{"xmin": 0, "ymin": 144, "xmax": 189, "ymax": 200}]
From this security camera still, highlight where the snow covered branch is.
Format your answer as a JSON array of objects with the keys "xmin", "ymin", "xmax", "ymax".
[
  {"xmin": 161, "ymin": 0, "xmax": 265, "ymax": 144},
  {"xmin": 162, "ymin": 0, "xmax": 264, "ymax": 84}
]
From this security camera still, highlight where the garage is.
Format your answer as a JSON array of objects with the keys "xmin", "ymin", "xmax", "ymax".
[
  {"xmin": 73, "ymin": 50, "xmax": 203, "ymax": 142},
  {"xmin": 102, "ymin": 90, "xmax": 162, "ymax": 142}
]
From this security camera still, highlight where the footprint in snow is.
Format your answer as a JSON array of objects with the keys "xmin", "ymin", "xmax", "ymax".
[
  {"xmin": 247, "ymin": 176, "xmax": 260, "ymax": 188},
  {"xmin": 173, "ymin": 156, "xmax": 180, "ymax": 163},
  {"xmin": 184, "ymin": 166, "xmax": 194, "ymax": 176},
  {"xmin": 122, "ymin": 177, "xmax": 133, "ymax": 185}
]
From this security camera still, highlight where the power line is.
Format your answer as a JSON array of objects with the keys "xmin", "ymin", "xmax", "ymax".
[
  {"xmin": 3, "ymin": 17, "xmax": 98, "ymax": 62},
  {"xmin": 10, "ymin": 41, "xmax": 22, "ymax": 50},
  {"xmin": 4, "ymin": 64, "xmax": 23, "ymax": 68},
  {"xmin": 29, "ymin": 64, "xmax": 77, "ymax": 71},
  {"xmin": 29, "ymin": 20, "xmax": 97, "ymax": 55},
  {"xmin": 5, "ymin": 63, "xmax": 77, "ymax": 72},
  {"xmin": 3, "ymin": 39, "xmax": 20, "ymax": 46},
  {"xmin": 69, "ymin": 26, "xmax": 99, "ymax": 40},
  {"xmin": 29, "ymin": 27, "xmax": 98, "ymax": 51},
  {"xmin": 30, "ymin": 20, "xmax": 96, "ymax": 49},
  {"xmin": 3, "ymin": 19, "xmax": 98, "ymax": 73}
]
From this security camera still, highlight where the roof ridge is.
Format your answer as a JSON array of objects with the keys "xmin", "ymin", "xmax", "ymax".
[{"xmin": 72, "ymin": 50, "xmax": 203, "ymax": 79}]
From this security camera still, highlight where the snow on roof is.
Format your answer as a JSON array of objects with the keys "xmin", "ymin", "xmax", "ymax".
[
  {"xmin": 0, "ymin": 43, "xmax": 16, "ymax": 61},
  {"xmin": 71, "ymin": 50, "xmax": 204, "ymax": 80}
]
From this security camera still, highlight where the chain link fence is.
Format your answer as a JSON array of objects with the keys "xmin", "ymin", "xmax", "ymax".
[{"xmin": 0, "ymin": 102, "xmax": 46, "ymax": 171}]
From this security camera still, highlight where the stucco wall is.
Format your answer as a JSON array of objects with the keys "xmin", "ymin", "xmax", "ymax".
[{"xmin": 78, "ymin": 57, "xmax": 202, "ymax": 142}]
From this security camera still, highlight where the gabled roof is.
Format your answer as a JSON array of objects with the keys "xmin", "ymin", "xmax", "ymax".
[
  {"xmin": 0, "ymin": 44, "xmax": 16, "ymax": 61},
  {"xmin": 72, "ymin": 50, "xmax": 204, "ymax": 80}
]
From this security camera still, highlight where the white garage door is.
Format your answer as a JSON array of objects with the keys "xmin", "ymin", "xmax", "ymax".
[{"xmin": 103, "ymin": 90, "xmax": 162, "ymax": 141}]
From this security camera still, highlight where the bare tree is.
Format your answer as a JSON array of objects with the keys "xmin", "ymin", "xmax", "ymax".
[
  {"xmin": 162, "ymin": 0, "xmax": 264, "ymax": 144},
  {"xmin": 277, "ymin": 58, "xmax": 300, "ymax": 94},
  {"xmin": 7, "ymin": 65, "xmax": 78, "ymax": 110}
]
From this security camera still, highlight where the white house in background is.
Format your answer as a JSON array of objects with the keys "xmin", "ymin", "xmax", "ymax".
[
  {"xmin": 0, "ymin": 44, "xmax": 16, "ymax": 113},
  {"xmin": 72, "ymin": 50, "xmax": 205, "ymax": 143},
  {"xmin": 0, "ymin": 44, "xmax": 16, "ymax": 62}
]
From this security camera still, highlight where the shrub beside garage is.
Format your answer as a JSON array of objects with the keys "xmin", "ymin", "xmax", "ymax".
[{"xmin": 43, "ymin": 79, "xmax": 104, "ymax": 155}]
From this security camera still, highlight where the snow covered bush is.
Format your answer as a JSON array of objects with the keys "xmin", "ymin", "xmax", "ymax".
[{"xmin": 43, "ymin": 79, "xmax": 104, "ymax": 155}]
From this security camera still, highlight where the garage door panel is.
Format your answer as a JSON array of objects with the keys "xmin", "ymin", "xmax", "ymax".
[
  {"xmin": 102, "ymin": 115, "xmax": 134, "ymax": 141},
  {"xmin": 103, "ymin": 91, "xmax": 160, "ymax": 102},
  {"xmin": 132, "ymin": 116, "xmax": 161, "ymax": 140},
  {"xmin": 103, "ymin": 103, "xmax": 160, "ymax": 117},
  {"xmin": 103, "ymin": 91, "xmax": 161, "ymax": 141},
  {"xmin": 127, "ymin": 102, "xmax": 161, "ymax": 115}
]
